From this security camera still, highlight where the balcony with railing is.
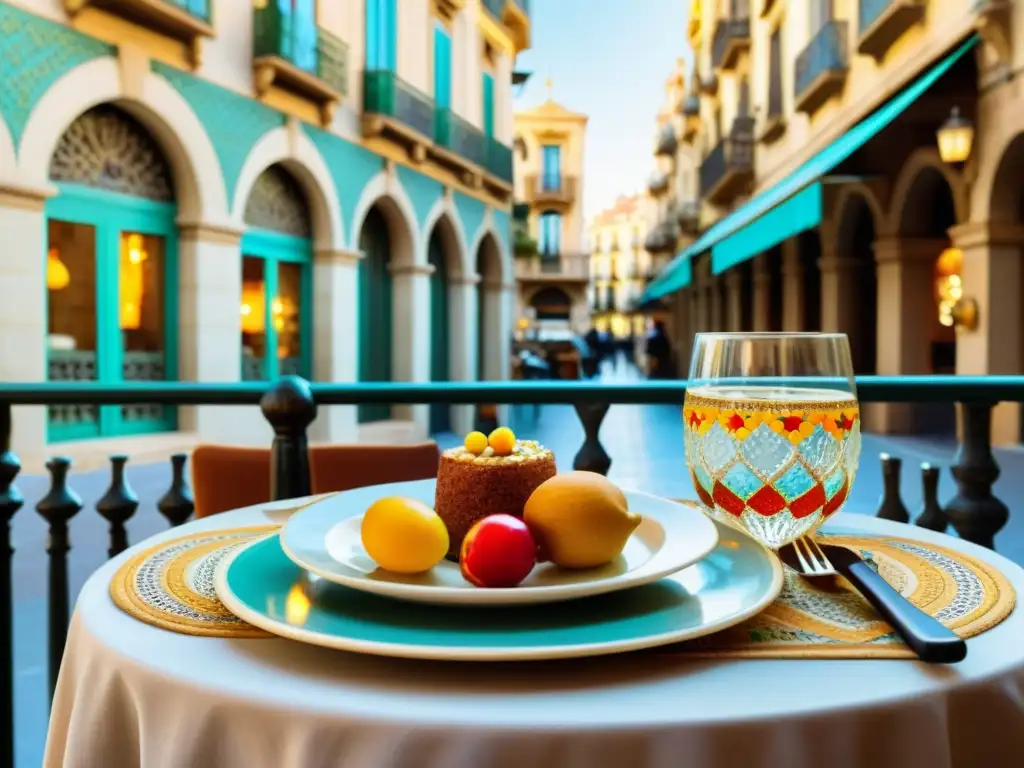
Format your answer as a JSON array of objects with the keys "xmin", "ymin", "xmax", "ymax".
[
  {"xmin": 252, "ymin": 5, "xmax": 348, "ymax": 126},
  {"xmin": 434, "ymin": 108, "xmax": 488, "ymax": 169},
  {"xmin": 362, "ymin": 70, "xmax": 436, "ymax": 157},
  {"xmin": 482, "ymin": 0, "xmax": 531, "ymax": 49},
  {"xmin": 858, "ymin": 0, "xmax": 926, "ymax": 61},
  {"xmin": 523, "ymin": 175, "xmax": 578, "ymax": 209},
  {"xmin": 700, "ymin": 117, "xmax": 755, "ymax": 204},
  {"xmin": 795, "ymin": 21, "xmax": 849, "ymax": 115},
  {"xmin": 65, "ymin": 0, "xmax": 214, "ymax": 66},
  {"xmin": 711, "ymin": 1, "xmax": 751, "ymax": 71},
  {"xmin": 515, "ymin": 252, "xmax": 590, "ymax": 281}
]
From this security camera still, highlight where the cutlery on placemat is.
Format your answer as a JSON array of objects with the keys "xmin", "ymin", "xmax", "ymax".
[{"xmin": 778, "ymin": 537, "xmax": 967, "ymax": 664}]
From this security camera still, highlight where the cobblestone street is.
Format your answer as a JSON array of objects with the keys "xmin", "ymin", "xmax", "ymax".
[{"xmin": 9, "ymin": 359, "xmax": 1024, "ymax": 766}]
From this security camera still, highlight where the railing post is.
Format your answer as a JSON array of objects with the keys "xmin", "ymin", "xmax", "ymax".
[
  {"xmin": 572, "ymin": 402, "xmax": 612, "ymax": 475},
  {"xmin": 875, "ymin": 453, "xmax": 909, "ymax": 523},
  {"xmin": 158, "ymin": 453, "xmax": 194, "ymax": 526},
  {"xmin": 945, "ymin": 402, "xmax": 1008, "ymax": 549},
  {"xmin": 260, "ymin": 376, "xmax": 317, "ymax": 501},
  {"xmin": 0, "ymin": 403, "xmax": 23, "ymax": 768},
  {"xmin": 915, "ymin": 463, "xmax": 947, "ymax": 532},
  {"xmin": 35, "ymin": 457, "xmax": 82, "ymax": 703},
  {"xmin": 96, "ymin": 455, "xmax": 139, "ymax": 558}
]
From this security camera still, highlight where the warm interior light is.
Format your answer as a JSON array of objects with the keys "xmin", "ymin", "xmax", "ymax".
[
  {"xmin": 240, "ymin": 284, "xmax": 291, "ymax": 335},
  {"xmin": 46, "ymin": 248, "xmax": 70, "ymax": 291},
  {"xmin": 119, "ymin": 233, "xmax": 147, "ymax": 330},
  {"xmin": 935, "ymin": 247, "xmax": 964, "ymax": 327},
  {"xmin": 937, "ymin": 107, "xmax": 974, "ymax": 164}
]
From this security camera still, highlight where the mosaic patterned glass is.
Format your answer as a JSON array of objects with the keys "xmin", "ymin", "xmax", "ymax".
[{"xmin": 683, "ymin": 333, "xmax": 860, "ymax": 549}]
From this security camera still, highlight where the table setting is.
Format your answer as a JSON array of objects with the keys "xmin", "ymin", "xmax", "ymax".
[{"xmin": 44, "ymin": 333, "xmax": 1024, "ymax": 768}]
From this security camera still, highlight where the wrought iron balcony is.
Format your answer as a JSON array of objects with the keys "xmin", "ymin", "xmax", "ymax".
[
  {"xmin": 644, "ymin": 220, "xmax": 680, "ymax": 255},
  {"xmin": 655, "ymin": 123, "xmax": 678, "ymax": 157},
  {"xmin": 676, "ymin": 199, "xmax": 701, "ymax": 235},
  {"xmin": 64, "ymin": 0, "xmax": 213, "ymax": 67},
  {"xmin": 858, "ymin": 0, "xmax": 926, "ymax": 61},
  {"xmin": 252, "ymin": 6, "xmax": 348, "ymax": 126},
  {"xmin": 362, "ymin": 70, "xmax": 436, "ymax": 154},
  {"xmin": 795, "ymin": 21, "xmax": 849, "ymax": 116},
  {"xmin": 486, "ymin": 137, "xmax": 514, "ymax": 184},
  {"xmin": 515, "ymin": 252, "xmax": 589, "ymax": 281},
  {"xmin": 523, "ymin": 175, "xmax": 578, "ymax": 208},
  {"xmin": 647, "ymin": 170, "xmax": 670, "ymax": 197},
  {"xmin": 711, "ymin": 8, "xmax": 751, "ymax": 72},
  {"xmin": 434, "ymin": 108, "xmax": 488, "ymax": 171},
  {"xmin": 482, "ymin": 0, "xmax": 531, "ymax": 49},
  {"xmin": 700, "ymin": 117, "xmax": 755, "ymax": 204}
]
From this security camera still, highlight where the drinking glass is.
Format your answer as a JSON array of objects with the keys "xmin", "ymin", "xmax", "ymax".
[{"xmin": 683, "ymin": 332, "xmax": 860, "ymax": 549}]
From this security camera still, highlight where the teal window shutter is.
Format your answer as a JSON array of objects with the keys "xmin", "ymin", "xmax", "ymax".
[
  {"xmin": 482, "ymin": 72, "xmax": 495, "ymax": 136},
  {"xmin": 384, "ymin": 0, "xmax": 397, "ymax": 70},
  {"xmin": 293, "ymin": 0, "xmax": 317, "ymax": 72},
  {"xmin": 542, "ymin": 145, "xmax": 561, "ymax": 190},
  {"xmin": 434, "ymin": 23, "xmax": 452, "ymax": 109},
  {"xmin": 365, "ymin": 0, "xmax": 379, "ymax": 69}
]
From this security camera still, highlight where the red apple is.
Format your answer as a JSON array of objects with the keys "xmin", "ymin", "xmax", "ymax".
[{"xmin": 460, "ymin": 514, "xmax": 537, "ymax": 588}]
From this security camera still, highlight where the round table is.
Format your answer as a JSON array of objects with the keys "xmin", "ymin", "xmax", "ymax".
[{"xmin": 45, "ymin": 496, "xmax": 1024, "ymax": 768}]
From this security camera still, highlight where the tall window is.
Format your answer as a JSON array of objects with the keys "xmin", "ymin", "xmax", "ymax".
[
  {"xmin": 290, "ymin": 0, "xmax": 317, "ymax": 72},
  {"xmin": 738, "ymin": 76, "xmax": 750, "ymax": 117},
  {"xmin": 433, "ymin": 22, "xmax": 452, "ymax": 109},
  {"xmin": 539, "ymin": 211, "xmax": 561, "ymax": 256},
  {"xmin": 768, "ymin": 28, "xmax": 782, "ymax": 118},
  {"xmin": 366, "ymin": 0, "xmax": 397, "ymax": 70},
  {"xmin": 541, "ymin": 145, "xmax": 561, "ymax": 191},
  {"xmin": 482, "ymin": 72, "xmax": 495, "ymax": 136}
]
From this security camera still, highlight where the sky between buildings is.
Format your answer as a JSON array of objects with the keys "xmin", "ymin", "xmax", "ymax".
[{"xmin": 513, "ymin": 0, "xmax": 693, "ymax": 220}]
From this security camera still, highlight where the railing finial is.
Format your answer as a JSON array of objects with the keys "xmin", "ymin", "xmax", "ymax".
[{"xmin": 260, "ymin": 376, "xmax": 317, "ymax": 501}]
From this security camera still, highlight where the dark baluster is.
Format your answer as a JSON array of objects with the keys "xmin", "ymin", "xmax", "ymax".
[
  {"xmin": 96, "ymin": 455, "xmax": 139, "ymax": 558},
  {"xmin": 945, "ymin": 402, "xmax": 1008, "ymax": 549},
  {"xmin": 157, "ymin": 453, "xmax": 194, "ymax": 527},
  {"xmin": 35, "ymin": 457, "xmax": 82, "ymax": 702},
  {"xmin": 0, "ymin": 403, "xmax": 23, "ymax": 768},
  {"xmin": 915, "ymin": 463, "xmax": 947, "ymax": 533},
  {"xmin": 876, "ymin": 453, "xmax": 909, "ymax": 523},
  {"xmin": 572, "ymin": 402, "xmax": 612, "ymax": 475},
  {"xmin": 260, "ymin": 376, "xmax": 317, "ymax": 501}
]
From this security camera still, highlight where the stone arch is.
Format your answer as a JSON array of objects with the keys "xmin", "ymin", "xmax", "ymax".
[
  {"xmin": 475, "ymin": 231, "xmax": 505, "ymax": 381},
  {"xmin": 469, "ymin": 210, "xmax": 512, "ymax": 283},
  {"xmin": 422, "ymin": 195, "xmax": 470, "ymax": 276},
  {"xmin": 887, "ymin": 148, "xmax": 968, "ymax": 236},
  {"xmin": 232, "ymin": 126, "xmax": 344, "ymax": 251},
  {"xmin": 17, "ymin": 57, "xmax": 228, "ymax": 224},
  {"xmin": 243, "ymin": 165, "xmax": 312, "ymax": 237},
  {"xmin": 0, "ymin": 111, "xmax": 15, "ymax": 180},
  {"xmin": 350, "ymin": 170, "xmax": 419, "ymax": 266},
  {"xmin": 831, "ymin": 182, "xmax": 885, "ymax": 238},
  {"xmin": 985, "ymin": 132, "xmax": 1024, "ymax": 225},
  {"xmin": 528, "ymin": 285, "xmax": 572, "ymax": 320}
]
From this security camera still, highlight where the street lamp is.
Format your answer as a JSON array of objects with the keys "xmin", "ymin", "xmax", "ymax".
[{"xmin": 937, "ymin": 107, "xmax": 974, "ymax": 164}]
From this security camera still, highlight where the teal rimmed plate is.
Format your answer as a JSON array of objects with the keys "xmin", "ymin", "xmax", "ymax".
[
  {"xmin": 214, "ymin": 521, "xmax": 783, "ymax": 661},
  {"xmin": 279, "ymin": 481, "xmax": 720, "ymax": 606}
]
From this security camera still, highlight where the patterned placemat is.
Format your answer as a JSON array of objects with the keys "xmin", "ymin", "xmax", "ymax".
[{"xmin": 110, "ymin": 520, "xmax": 1017, "ymax": 658}]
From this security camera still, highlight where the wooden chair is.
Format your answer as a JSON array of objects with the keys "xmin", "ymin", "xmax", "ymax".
[{"xmin": 190, "ymin": 442, "xmax": 441, "ymax": 518}]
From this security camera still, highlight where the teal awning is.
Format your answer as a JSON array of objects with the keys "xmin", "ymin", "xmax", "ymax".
[{"xmin": 642, "ymin": 35, "xmax": 977, "ymax": 302}]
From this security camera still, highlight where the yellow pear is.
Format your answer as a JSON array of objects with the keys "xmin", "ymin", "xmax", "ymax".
[{"xmin": 523, "ymin": 471, "xmax": 641, "ymax": 569}]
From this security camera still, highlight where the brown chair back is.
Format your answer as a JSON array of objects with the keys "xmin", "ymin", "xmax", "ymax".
[{"xmin": 190, "ymin": 441, "xmax": 441, "ymax": 518}]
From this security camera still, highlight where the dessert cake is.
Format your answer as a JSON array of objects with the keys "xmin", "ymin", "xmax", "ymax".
[{"xmin": 435, "ymin": 438, "xmax": 556, "ymax": 559}]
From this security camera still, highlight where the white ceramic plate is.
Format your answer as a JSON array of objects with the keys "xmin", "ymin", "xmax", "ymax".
[
  {"xmin": 215, "ymin": 519, "xmax": 783, "ymax": 661},
  {"xmin": 279, "ymin": 479, "xmax": 720, "ymax": 606}
]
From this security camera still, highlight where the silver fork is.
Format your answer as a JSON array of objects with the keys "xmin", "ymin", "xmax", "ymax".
[{"xmin": 780, "ymin": 536, "xmax": 967, "ymax": 664}]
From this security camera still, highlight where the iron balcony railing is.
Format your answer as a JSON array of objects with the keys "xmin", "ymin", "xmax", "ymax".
[
  {"xmin": 0, "ymin": 374, "xmax": 1021, "ymax": 768},
  {"xmin": 167, "ymin": 0, "xmax": 210, "ymax": 21},
  {"xmin": 699, "ymin": 118, "xmax": 755, "ymax": 197},
  {"xmin": 857, "ymin": 0, "xmax": 926, "ymax": 60},
  {"xmin": 483, "ymin": 0, "xmax": 530, "ymax": 21},
  {"xmin": 795, "ymin": 20, "xmax": 849, "ymax": 104},
  {"xmin": 363, "ymin": 70, "xmax": 436, "ymax": 139},
  {"xmin": 252, "ymin": 5, "xmax": 348, "ymax": 95},
  {"xmin": 434, "ymin": 108, "xmax": 488, "ymax": 169},
  {"xmin": 486, "ymin": 136, "xmax": 514, "ymax": 183},
  {"xmin": 711, "ymin": 1, "xmax": 751, "ymax": 71}
]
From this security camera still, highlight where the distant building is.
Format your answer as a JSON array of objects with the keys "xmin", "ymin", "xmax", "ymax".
[
  {"xmin": 0, "ymin": 0, "xmax": 530, "ymax": 459},
  {"xmin": 653, "ymin": 0, "xmax": 1023, "ymax": 441},
  {"xmin": 512, "ymin": 92, "xmax": 590, "ymax": 338}
]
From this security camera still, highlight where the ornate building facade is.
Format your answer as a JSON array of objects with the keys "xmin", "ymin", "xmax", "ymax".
[
  {"xmin": 512, "ymin": 93, "xmax": 590, "ymax": 337},
  {"xmin": 650, "ymin": 0, "xmax": 1024, "ymax": 442},
  {"xmin": 0, "ymin": 0, "xmax": 530, "ymax": 461}
]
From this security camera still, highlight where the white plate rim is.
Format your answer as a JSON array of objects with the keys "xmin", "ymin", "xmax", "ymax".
[
  {"xmin": 214, "ymin": 525, "xmax": 785, "ymax": 662},
  {"xmin": 278, "ymin": 485, "xmax": 720, "ymax": 605}
]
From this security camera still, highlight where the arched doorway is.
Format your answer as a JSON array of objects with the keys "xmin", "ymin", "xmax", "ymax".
[
  {"xmin": 426, "ymin": 215, "xmax": 461, "ymax": 434},
  {"xmin": 357, "ymin": 206, "xmax": 394, "ymax": 423},
  {"xmin": 239, "ymin": 165, "xmax": 314, "ymax": 382},
  {"xmin": 45, "ymin": 105, "xmax": 178, "ymax": 441},
  {"xmin": 836, "ymin": 194, "xmax": 878, "ymax": 374},
  {"xmin": 530, "ymin": 286, "xmax": 572, "ymax": 322},
  {"xmin": 476, "ymin": 232, "xmax": 503, "ymax": 380},
  {"xmin": 896, "ymin": 164, "xmax": 960, "ymax": 433}
]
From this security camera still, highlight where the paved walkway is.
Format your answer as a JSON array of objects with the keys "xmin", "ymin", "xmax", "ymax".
[{"xmin": 8, "ymin": 357, "xmax": 1024, "ymax": 767}]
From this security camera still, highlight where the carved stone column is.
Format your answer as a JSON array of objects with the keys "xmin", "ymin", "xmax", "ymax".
[
  {"xmin": 949, "ymin": 221, "xmax": 1024, "ymax": 445},
  {"xmin": 449, "ymin": 272, "xmax": 481, "ymax": 435},
  {"xmin": 781, "ymin": 239, "xmax": 804, "ymax": 332},
  {"xmin": 389, "ymin": 263, "xmax": 435, "ymax": 437},
  {"xmin": 752, "ymin": 254, "xmax": 772, "ymax": 332}
]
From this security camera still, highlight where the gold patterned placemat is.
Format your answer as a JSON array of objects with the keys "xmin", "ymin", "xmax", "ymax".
[{"xmin": 110, "ymin": 520, "xmax": 1017, "ymax": 658}]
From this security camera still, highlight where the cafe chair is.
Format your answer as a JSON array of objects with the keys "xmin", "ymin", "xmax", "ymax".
[{"xmin": 190, "ymin": 441, "xmax": 441, "ymax": 518}]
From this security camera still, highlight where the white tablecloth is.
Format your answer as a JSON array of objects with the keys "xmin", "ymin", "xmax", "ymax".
[{"xmin": 45, "ymin": 497, "xmax": 1024, "ymax": 768}]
